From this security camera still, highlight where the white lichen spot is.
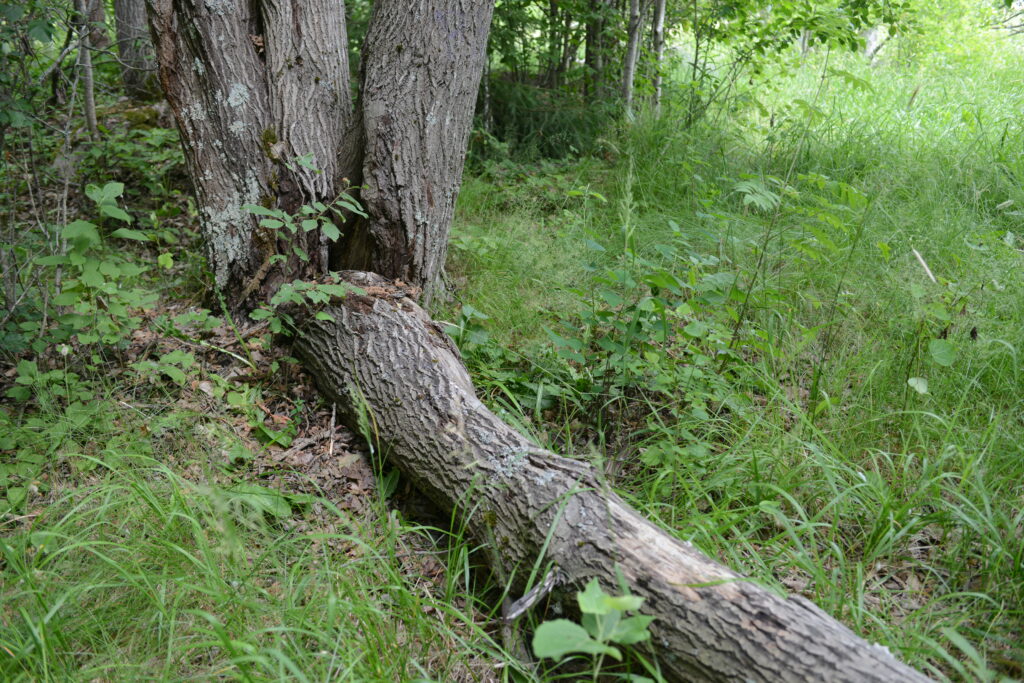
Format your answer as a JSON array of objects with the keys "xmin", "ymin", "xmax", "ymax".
[
  {"xmin": 227, "ymin": 83, "xmax": 250, "ymax": 108},
  {"xmin": 228, "ymin": 120, "xmax": 247, "ymax": 135},
  {"xmin": 183, "ymin": 103, "xmax": 206, "ymax": 123},
  {"xmin": 193, "ymin": 58, "xmax": 205, "ymax": 76},
  {"xmin": 203, "ymin": 0, "xmax": 231, "ymax": 16}
]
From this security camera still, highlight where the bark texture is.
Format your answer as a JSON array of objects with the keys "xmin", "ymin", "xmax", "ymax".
[
  {"xmin": 149, "ymin": 0, "xmax": 493, "ymax": 304},
  {"xmin": 341, "ymin": 0, "xmax": 496, "ymax": 299},
  {"xmin": 651, "ymin": 0, "xmax": 666, "ymax": 114},
  {"xmin": 294, "ymin": 272, "xmax": 932, "ymax": 683},
  {"xmin": 621, "ymin": 0, "xmax": 643, "ymax": 112},
  {"xmin": 114, "ymin": 0, "xmax": 159, "ymax": 100},
  {"xmin": 146, "ymin": 0, "xmax": 354, "ymax": 300},
  {"xmin": 75, "ymin": 0, "xmax": 99, "ymax": 139}
]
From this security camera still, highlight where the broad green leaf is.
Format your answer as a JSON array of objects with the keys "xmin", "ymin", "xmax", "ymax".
[
  {"xmin": 314, "ymin": 312, "xmax": 335, "ymax": 322},
  {"xmin": 35, "ymin": 254, "xmax": 67, "ymax": 266},
  {"xmin": 102, "ymin": 181, "xmax": 125, "ymax": 199},
  {"xmin": 259, "ymin": 218, "xmax": 284, "ymax": 229},
  {"xmin": 928, "ymin": 339, "xmax": 956, "ymax": 367},
  {"xmin": 62, "ymin": 220, "xmax": 101, "ymax": 249},
  {"xmin": 158, "ymin": 253, "xmax": 174, "ymax": 269},
  {"xmin": 598, "ymin": 289, "xmax": 624, "ymax": 308},
  {"xmin": 301, "ymin": 219, "xmax": 318, "ymax": 232},
  {"xmin": 161, "ymin": 366, "xmax": 187, "ymax": 384},
  {"xmin": 610, "ymin": 615, "xmax": 655, "ymax": 645},
  {"xmin": 321, "ymin": 222, "xmax": 341, "ymax": 241},
  {"xmin": 101, "ymin": 205, "xmax": 133, "ymax": 223},
  {"xmin": 603, "ymin": 594, "xmax": 645, "ymax": 612},
  {"xmin": 577, "ymin": 579, "xmax": 612, "ymax": 615},
  {"xmin": 242, "ymin": 204, "xmax": 280, "ymax": 216},
  {"xmin": 532, "ymin": 619, "xmax": 620, "ymax": 661},
  {"xmin": 7, "ymin": 487, "xmax": 27, "ymax": 508},
  {"xmin": 684, "ymin": 321, "xmax": 709, "ymax": 338},
  {"xmin": 907, "ymin": 377, "xmax": 929, "ymax": 395},
  {"xmin": 111, "ymin": 228, "xmax": 149, "ymax": 241}
]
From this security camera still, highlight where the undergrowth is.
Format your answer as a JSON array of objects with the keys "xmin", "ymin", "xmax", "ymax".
[{"xmin": 448, "ymin": 36, "xmax": 1024, "ymax": 681}]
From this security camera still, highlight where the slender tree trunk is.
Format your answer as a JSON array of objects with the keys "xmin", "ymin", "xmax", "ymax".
[
  {"xmin": 621, "ymin": 0, "xmax": 642, "ymax": 113},
  {"xmin": 294, "ymin": 272, "xmax": 933, "ymax": 683},
  {"xmin": 585, "ymin": 0, "xmax": 610, "ymax": 100},
  {"xmin": 75, "ymin": 0, "xmax": 99, "ymax": 140},
  {"xmin": 652, "ymin": 0, "xmax": 666, "ymax": 114},
  {"xmin": 114, "ymin": 0, "xmax": 159, "ymax": 100}
]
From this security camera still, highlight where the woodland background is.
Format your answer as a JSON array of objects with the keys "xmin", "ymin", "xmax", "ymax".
[{"xmin": 1, "ymin": 0, "xmax": 1023, "ymax": 680}]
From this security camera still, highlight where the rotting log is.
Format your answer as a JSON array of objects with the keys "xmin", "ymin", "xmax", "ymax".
[{"xmin": 294, "ymin": 271, "xmax": 931, "ymax": 683}]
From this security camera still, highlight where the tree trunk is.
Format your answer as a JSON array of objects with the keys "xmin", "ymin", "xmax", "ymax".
[
  {"xmin": 651, "ymin": 0, "xmax": 666, "ymax": 114},
  {"xmin": 146, "ymin": 0, "xmax": 354, "ymax": 303},
  {"xmin": 75, "ymin": 0, "xmax": 99, "ymax": 140},
  {"xmin": 293, "ymin": 272, "xmax": 931, "ymax": 683},
  {"xmin": 584, "ymin": 0, "xmax": 611, "ymax": 100},
  {"xmin": 87, "ymin": 0, "xmax": 110, "ymax": 51},
  {"xmin": 338, "ymin": 0, "xmax": 495, "ymax": 302},
  {"xmin": 114, "ymin": 0, "xmax": 159, "ymax": 100},
  {"xmin": 621, "ymin": 0, "xmax": 642, "ymax": 114}
]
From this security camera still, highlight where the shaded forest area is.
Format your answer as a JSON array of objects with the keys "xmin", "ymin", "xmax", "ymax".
[{"xmin": 1, "ymin": 0, "xmax": 1023, "ymax": 680}]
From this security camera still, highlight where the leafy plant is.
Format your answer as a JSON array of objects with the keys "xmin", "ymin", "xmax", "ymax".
[{"xmin": 533, "ymin": 579, "xmax": 659, "ymax": 681}]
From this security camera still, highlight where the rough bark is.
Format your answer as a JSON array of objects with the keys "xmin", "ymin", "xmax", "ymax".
[
  {"xmin": 86, "ymin": 0, "xmax": 110, "ymax": 51},
  {"xmin": 146, "ymin": 0, "xmax": 354, "ymax": 302},
  {"xmin": 339, "ymin": 0, "xmax": 495, "ymax": 300},
  {"xmin": 115, "ymin": 0, "xmax": 159, "ymax": 100},
  {"xmin": 294, "ymin": 272, "xmax": 931, "ymax": 683}
]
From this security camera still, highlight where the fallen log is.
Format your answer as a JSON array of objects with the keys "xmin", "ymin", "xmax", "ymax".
[{"xmin": 294, "ymin": 271, "xmax": 930, "ymax": 682}]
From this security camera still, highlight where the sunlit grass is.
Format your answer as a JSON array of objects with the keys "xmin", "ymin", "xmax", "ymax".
[{"xmin": 450, "ymin": 32, "xmax": 1024, "ymax": 679}]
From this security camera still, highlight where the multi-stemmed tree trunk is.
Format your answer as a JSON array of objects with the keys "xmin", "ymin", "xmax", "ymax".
[
  {"xmin": 147, "ymin": 1, "xmax": 930, "ymax": 680},
  {"xmin": 114, "ymin": 0, "xmax": 159, "ymax": 100},
  {"xmin": 147, "ymin": 0, "xmax": 490, "ymax": 306}
]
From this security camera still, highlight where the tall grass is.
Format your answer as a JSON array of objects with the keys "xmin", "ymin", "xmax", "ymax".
[
  {"xmin": 0, "ymin": 404, "xmax": 519, "ymax": 681},
  {"xmin": 449, "ymin": 33, "xmax": 1024, "ymax": 679}
]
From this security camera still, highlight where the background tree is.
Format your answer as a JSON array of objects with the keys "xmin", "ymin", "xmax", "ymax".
[{"xmin": 114, "ymin": 0, "xmax": 158, "ymax": 100}]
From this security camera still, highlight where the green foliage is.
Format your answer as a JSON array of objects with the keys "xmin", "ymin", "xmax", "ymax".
[
  {"xmin": 242, "ymin": 191, "xmax": 362, "ymax": 264},
  {"xmin": 10, "ymin": 182, "xmax": 156, "ymax": 354},
  {"xmin": 533, "ymin": 579, "xmax": 658, "ymax": 681},
  {"xmin": 451, "ymin": 20, "xmax": 1024, "ymax": 677},
  {"xmin": 242, "ymin": 197, "xmax": 366, "ymax": 333}
]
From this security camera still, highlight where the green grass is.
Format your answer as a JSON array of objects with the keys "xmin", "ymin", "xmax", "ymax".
[
  {"xmin": 449, "ymin": 34, "xmax": 1024, "ymax": 680},
  {"xmin": 0, "ymin": 402, "xmax": 517, "ymax": 681}
]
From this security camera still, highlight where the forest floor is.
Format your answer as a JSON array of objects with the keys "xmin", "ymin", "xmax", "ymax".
[{"xmin": 2, "ymin": 36, "xmax": 1023, "ymax": 683}]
